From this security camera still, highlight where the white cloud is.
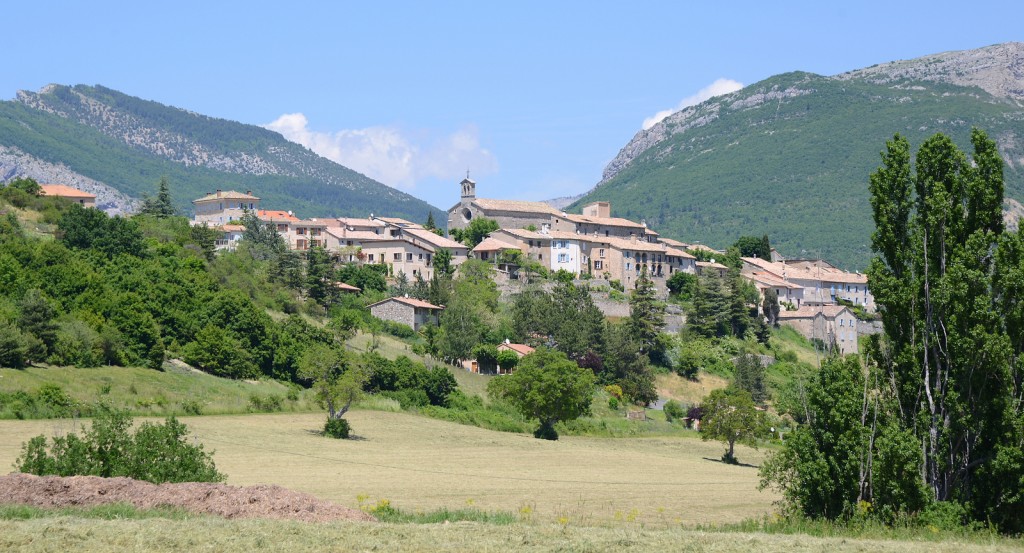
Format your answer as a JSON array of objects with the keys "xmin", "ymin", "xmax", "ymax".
[
  {"xmin": 264, "ymin": 113, "xmax": 498, "ymax": 191},
  {"xmin": 642, "ymin": 78, "xmax": 744, "ymax": 130}
]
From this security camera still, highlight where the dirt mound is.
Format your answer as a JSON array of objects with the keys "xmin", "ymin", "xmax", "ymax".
[{"xmin": 0, "ymin": 473, "xmax": 376, "ymax": 523}]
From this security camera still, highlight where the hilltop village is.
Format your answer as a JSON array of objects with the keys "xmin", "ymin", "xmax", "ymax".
[{"xmin": 188, "ymin": 177, "xmax": 873, "ymax": 355}]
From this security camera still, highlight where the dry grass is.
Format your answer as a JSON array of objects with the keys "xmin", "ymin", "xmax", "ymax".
[
  {"xmin": 0, "ymin": 517, "xmax": 1016, "ymax": 553},
  {"xmin": 656, "ymin": 372, "xmax": 730, "ymax": 406},
  {"xmin": 0, "ymin": 410, "xmax": 774, "ymax": 526}
]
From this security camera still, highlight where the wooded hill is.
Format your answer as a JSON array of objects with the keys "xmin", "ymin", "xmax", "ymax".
[
  {"xmin": 572, "ymin": 43, "xmax": 1024, "ymax": 269},
  {"xmin": 0, "ymin": 84, "xmax": 443, "ymax": 222}
]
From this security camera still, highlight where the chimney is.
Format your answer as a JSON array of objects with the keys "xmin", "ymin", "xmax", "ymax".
[{"xmin": 246, "ymin": 190, "xmax": 252, "ymax": 195}]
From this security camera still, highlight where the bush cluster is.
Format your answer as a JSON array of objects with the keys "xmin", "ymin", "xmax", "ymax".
[
  {"xmin": 16, "ymin": 407, "xmax": 224, "ymax": 483},
  {"xmin": 323, "ymin": 417, "xmax": 350, "ymax": 439}
]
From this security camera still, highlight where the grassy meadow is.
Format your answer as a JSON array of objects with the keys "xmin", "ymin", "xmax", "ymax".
[
  {"xmin": 2, "ymin": 516, "xmax": 1017, "ymax": 553},
  {"xmin": 0, "ymin": 365, "xmax": 319, "ymax": 418}
]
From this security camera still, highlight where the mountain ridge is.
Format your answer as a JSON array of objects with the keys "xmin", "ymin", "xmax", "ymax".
[
  {"xmin": 573, "ymin": 43, "xmax": 1024, "ymax": 269},
  {"xmin": 0, "ymin": 85, "xmax": 442, "ymax": 221}
]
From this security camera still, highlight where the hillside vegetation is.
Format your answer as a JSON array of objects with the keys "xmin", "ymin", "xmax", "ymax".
[
  {"xmin": 0, "ymin": 84, "xmax": 442, "ymax": 221},
  {"xmin": 574, "ymin": 44, "xmax": 1024, "ymax": 269}
]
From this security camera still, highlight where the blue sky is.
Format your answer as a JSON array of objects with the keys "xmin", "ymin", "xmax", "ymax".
[{"xmin": 4, "ymin": 1, "xmax": 1022, "ymax": 209}]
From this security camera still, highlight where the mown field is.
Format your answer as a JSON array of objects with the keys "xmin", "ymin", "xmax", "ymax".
[
  {"xmin": 0, "ymin": 410, "xmax": 773, "ymax": 526},
  {"xmin": 3, "ymin": 408, "xmax": 1021, "ymax": 551}
]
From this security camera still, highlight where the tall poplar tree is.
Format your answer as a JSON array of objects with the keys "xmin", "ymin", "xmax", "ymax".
[{"xmin": 868, "ymin": 130, "xmax": 1021, "ymax": 511}]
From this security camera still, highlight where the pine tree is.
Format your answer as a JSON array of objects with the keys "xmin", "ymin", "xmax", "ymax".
[
  {"xmin": 141, "ymin": 177, "xmax": 177, "ymax": 218},
  {"xmin": 627, "ymin": 265, "xmax": 665, "ymax": 354}
]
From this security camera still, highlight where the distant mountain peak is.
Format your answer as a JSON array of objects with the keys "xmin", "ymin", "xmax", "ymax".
[{"xmin": 837, "ymin": 42, "xmax": 1024, "ymax": 101}]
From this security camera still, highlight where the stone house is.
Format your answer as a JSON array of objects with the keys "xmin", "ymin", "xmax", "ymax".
[
  {"xmin": 192, "ymin": 190, "xmax": 259, "ymax": 225},
  {"xmin": 741, "ymin": 257, "xmax": 874, "ymax": 311},
  {"xmin": 367, "ymin": 296, "xmax": 444, "ymax": 331},
  {"xmin": 778, "ymin": 305, "xmax": 859, "ymax": 354}
]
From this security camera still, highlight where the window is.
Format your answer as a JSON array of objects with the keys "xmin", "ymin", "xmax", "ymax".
[
  {"xmin": 626, "ymin": 263, "xmax": 632, "ymax": 271},
  {"xmin": 558, "ymin": 253, "xmax": 568, "ymax": 263},
  {"xmin": 406, "ymin": 253, "xmax": 413, "ymax": 261},
  {"xmin": 394, "ymin": 253, "xmax": 402, "ymax": 261},
  {"xmin": 599, "ymin": 248, "xmax": 605, "ymax": 258},
  {"xmin": 528, "ymin": 240, "xmax": 534, "ymax": 247},
  {"xmin": 418, "ymin": 253, "xmax": 423, "ymax": 261},
  {"xmin": 426, "ymin": 254, "xmax": 432, "ymax": 264},
  {"xmin": 368, "ymin": 254, "xmax": 375, "ymax": 262},
  {"xmin": 594, "ymin": 260, "xmax": 603, "ymax": 270},
  {"xmin": 296, "ymin": 227, "xmax": 306, "ymax": 235}
]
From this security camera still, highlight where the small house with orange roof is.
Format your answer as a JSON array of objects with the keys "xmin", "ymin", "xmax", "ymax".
[{"xmin": 40, "ymin": 184, "xmax": 96, "ymax": 208}]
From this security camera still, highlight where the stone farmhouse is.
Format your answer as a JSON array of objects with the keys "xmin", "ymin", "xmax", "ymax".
[{"xmin": 368, "ymin": 296, "xmax": 444, "ymax": 331}]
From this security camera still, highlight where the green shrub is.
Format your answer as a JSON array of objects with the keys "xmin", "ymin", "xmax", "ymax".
[
  {"xmin": 608, "ymin": 397, "xmax": 619, "ymax": 410},
  {"xmin": 323, "ymin": 417, "xmax": 350, "ymax": 439},
  {"xmin": 382, "ymin": 320, "xmax": 416, "ymax": 339},
  {"xmin": 15, "ymin": 407, "xmax": 223, "ymax": 483},
  {"xmin": 180, "ymin": 400, "xmax": 202, "ymax": 416},
  {"xmin": 663, "ymin": 399, "xmax": 685, "ymax": 422},
  {"xmin": 247, "ymin": 394, "xmax": 283, "ymax": 412}
]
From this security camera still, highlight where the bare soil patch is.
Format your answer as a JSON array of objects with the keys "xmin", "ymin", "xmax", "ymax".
[{"xmin": 0, "ymin": 473, "xmax": 375, "ymax": 523}]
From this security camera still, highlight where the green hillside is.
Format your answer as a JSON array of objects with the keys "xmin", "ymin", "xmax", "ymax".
[
  {"xmin": 573, "ymin": 72, "xmax": 1024, "ymax": 269},
  {"xmin": 0, "ymin": 85, "xmax": 443, "ymax": 222}
]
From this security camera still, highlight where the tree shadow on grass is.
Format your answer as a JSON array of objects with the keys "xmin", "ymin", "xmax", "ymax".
[
  {"xmin": 702, "ymin": 457, "xmax": 759, "ymax": 469},
  {"xmin": 304, "ymin": 429, "xmax": 369, "ymax": 441}
]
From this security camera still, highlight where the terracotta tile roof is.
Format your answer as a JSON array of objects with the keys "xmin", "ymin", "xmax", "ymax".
[
  {"xmin": 697, "ymin": 261, "xmax": 729, "ymax": 270},
  {"xmin": 338, "ymin": 217, "xmax": 385, "ymax": 229},
  {"xmin": 334, "ymin": 282, "xmax": 361, "ymax": 292},
  {"xmin": 257, "ymin": 209, "xmax": 299, "ymax": 221},
  {"xmin": 561, "ymin": 213, "xmax": 646, "ymax": 229},
  {"xmin": 497, "ymin": 228, "xmax": 549, "ymax": 240},
  {"xmin": 687, "ymin": 243, "xmax": 724, "ymax": 254},
  {"xmin": 499, "ymin": 343, "xmax": 535, "ymax": 356},
  {"xmin": 472, "ymin": 198, "xmax": 560, "ymax": 215},
  {"xmin": 221, "ymin": 224, "xmax": 246, "ymax": 232},
  {"xmin": 325, "ymin": 228, "xmax": 384, "ymax": 241},
  {"xmin": 368, "ymin": 296, "xmax": 444, "ymax": 310},
  {"xmin": 473, "ymin": 237, "xmax": 515, "ymax": 253},
  {"xmin": 39, "ymin": 184, "xmax": 95, "ymax": 199},
  {"xmin": 402, "ymin": 227, "xmax": 467, "ymax": 250},
  {"xmin": 746, "ymin": 271, "xmax": 802, "ymax": 289},
  {"xmin": 742, "ymin": 257, "xmax": 867, "ymax": 285},
  {"xmin": 292, "ymin": 219, "xmax": 328, "ymax": 228},
  {"xmin": 375, "ymin": 216, "xmax": 421, "ymax": 227},
  {"xmin": 193, "ymin": 190, "xmax": 259, "ymax": 203},
  {"xmin": 778, "ymin": 305, "xmax": 851, "ymax": 319},
  {"xmin": 658, "ymin": 237, "xmax": 688, "ymax": 248}
]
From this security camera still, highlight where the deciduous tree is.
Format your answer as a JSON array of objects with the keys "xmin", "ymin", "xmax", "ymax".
[
  {"xmin": 487, "ymin": 347, "xmax": 595, "ymax": 440},
  {"xmin": 700, "ymin": 387, "xmax": 767, "ymax": 464}
]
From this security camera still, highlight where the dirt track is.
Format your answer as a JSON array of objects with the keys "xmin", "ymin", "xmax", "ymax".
[{"xmin": 0, "ymin": 473, "xmax": 376, "ymax": 523}]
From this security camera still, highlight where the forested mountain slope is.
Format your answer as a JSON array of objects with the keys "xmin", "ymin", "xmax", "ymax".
[
  {"xmin": 574, "ymin": 43, "xmax": 1024, "ymax": 269},
  {"xmin": 0, "ymin": 84, "xmax": 442, "ymax": 221}
]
